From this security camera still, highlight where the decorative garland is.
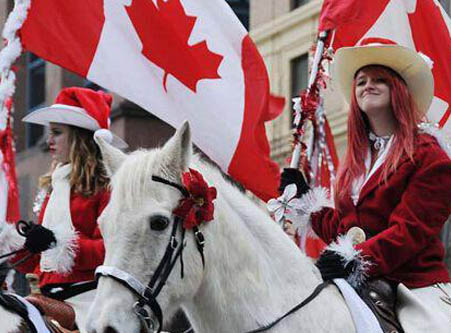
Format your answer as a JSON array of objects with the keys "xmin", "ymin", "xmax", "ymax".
[
  {"xmin": 0, "ymin": 0, "xmax": 32, "ymax": 225},
  {"xmin": 0, "ymin": 0, "xmax": 31, "ymax": 118},
  {"xmin": 292, "ymin": 45, "xmax": 335, "ymax": 187}
]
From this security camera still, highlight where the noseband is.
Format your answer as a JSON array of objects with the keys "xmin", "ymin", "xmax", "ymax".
[{"xmin": 95, "ymin": 175, "xmax": 205, "ymax": 333}]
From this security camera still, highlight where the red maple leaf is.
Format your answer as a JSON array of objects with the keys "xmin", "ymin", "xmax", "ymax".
[{"xmin": 125, "ymin": 0, "xmax": 224, "ymax": 92}]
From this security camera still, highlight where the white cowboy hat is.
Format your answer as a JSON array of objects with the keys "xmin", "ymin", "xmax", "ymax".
[
  {"xmin": 333, "ymin": 42, "xmax": 434, "ymax": 115},
  {"xmin": 23, "ymin": 87, "xmax": 128, "ymax": 149}
]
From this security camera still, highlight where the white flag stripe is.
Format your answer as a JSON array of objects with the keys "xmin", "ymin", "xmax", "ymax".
[
  {"xmin": 358, "ymin": 0, "xmax": 416, "ymax": 48},
  {"xmin": 88, "ymin": 0, "xmax": 247, "ymax": 170}
]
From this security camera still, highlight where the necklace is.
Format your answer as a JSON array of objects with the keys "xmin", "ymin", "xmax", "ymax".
[{"xmin": 368, "ymin": 131, "xmax": 391, "ymax": 151}]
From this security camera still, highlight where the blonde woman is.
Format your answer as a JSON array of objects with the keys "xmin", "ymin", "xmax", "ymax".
[{"xmin": 8, "ymin": 87, "xmax": 126, "ymax": 331}]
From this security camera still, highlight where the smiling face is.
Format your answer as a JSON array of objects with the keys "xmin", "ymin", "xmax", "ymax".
[
  {"xmin": 47, "ymin": 123, "xmax": 71, "ymax": 164},
  {"xmin": 354, "ymin": 67, "xmax": 392, "ymax": 117}
]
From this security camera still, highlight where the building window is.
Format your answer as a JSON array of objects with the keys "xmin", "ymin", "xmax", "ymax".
[
  {"xmin": 291, "ymin": 54, "xmax": 309, "ymax": 98},
  {"xmin": 291, "ymin": 0, "xmax": 310, "ymax": 10},
  {"xmin": 290, "ymin": 54, "xmax": 309, "ymax": 126},
  {"xmin": 25, "ymin": 53, "xmax": 46, "ymax": 147},
  {"xmin": 226, "ymin": 0, "xmax": 249, "ymax": 29}
]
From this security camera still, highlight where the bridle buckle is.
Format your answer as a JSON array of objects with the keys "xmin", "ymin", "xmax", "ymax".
[
  {"xmin": 170, "ymin": 236, "xmax": 178, "ymax": 249},
  {"xmin": 133, "ymin": 301, "xmax": 158, "ymax": 332},
  {"xmin": 194, "ymin": 230, "xmax": 205, "ymax": 246}
]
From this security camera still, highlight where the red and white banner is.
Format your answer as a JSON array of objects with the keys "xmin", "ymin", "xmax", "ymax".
[
  {"xmin": 319, "ymin": 0, "xmax": 451, "ymax": 134},
  {"xmin": 19, "ymin": 0, "xmax": 281, "ymax": 201}
]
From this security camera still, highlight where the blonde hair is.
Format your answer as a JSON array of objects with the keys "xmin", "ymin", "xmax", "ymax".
[{"xmin": 39, "ymin": 126, "xmax": 109, "ymax": 196}]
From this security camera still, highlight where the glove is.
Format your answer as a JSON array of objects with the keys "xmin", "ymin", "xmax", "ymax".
[
  {"xmin": 19, "ymin": 221, "xmax": 57, "ymax": 254},
  {"xmin": 315, "ymin": 250, "xmax": 354, "ymax": 281},
  {"xmin": 278, "ymin": 168, "xmax": 309, "ymax": 197}
]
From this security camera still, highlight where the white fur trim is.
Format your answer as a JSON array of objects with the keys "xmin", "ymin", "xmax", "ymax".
[
  {"xmin": 418, "ymin": 122, "xmax": 451, "ymax": 158},
  {"xmin": 299, "ymin": 187, "xmax": 333, "ymax": 214},
  {"xmin": 40, "ymin": 226, "xmax": 78, "ymax": 274},
  {"xmin": 326, "ymin": 233, "xmax": 371, "ymax": 288},
  {"xmin": 40, "ymin": 164, "xmax": 78, "ymax": 274},
  {"xmin": 289, "ymin": 187, "xmax": 333, "ymax": 252},
  {"xmin": 94, "ymin": 129, "xmax": 114, "ymax": 145},
  {"xmin": 0, "ymin": 222, "xmax": 24, "ymax": 264}
]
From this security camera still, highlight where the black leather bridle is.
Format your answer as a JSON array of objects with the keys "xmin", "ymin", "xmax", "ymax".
[
  {"xmin": 95, "ymin": 175, "xmax": 205, "ymax": 333},
  {"xmin": 95, "ymin": 175, "xmax": 331, "ymax": 333}
]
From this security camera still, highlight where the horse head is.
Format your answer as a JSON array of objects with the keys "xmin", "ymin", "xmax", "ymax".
[{"xmin": 87, "ymin": 122, "xmax": 207, "ymax": 333}]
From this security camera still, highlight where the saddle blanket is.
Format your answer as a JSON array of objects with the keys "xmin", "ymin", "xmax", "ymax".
[{"xmin": 333, "ymin": 278, "xmax": 384, "ymax": 333}]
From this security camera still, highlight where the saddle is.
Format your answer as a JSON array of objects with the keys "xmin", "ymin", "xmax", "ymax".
[
  {"xmin": 346, "ymin": 228, "xmax": 404, "ymax": 333},
  {"xmin": 25, "ymin": 274, "xmax": 78, "ymax": 332},
  {"xmin": 356, "ymin": 279, "xmax": 404, "ymax": 333}
]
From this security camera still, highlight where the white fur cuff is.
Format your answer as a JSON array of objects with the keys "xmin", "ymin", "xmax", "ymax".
[
  {"xmin": 0, "ymin": 222, "xmax": 24, "ymax": 263},
  {"xmin": 326, "ymin": 233, "xmax": 372, "ymax": 288},
  {"xmin": 40, "ymin": 227, "xmax": 78, "ymax": 274},
  {"xmin": 287, "ymin": 187, "xmax": 333, "ymax": 252},
  {"xmin": 291, "ymin": 187, "xmax": 333, "ymax": 231}
]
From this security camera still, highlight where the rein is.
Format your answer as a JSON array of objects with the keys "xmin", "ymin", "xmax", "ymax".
[
  {"xmin": 96, "ymin": 175, "xmax": 205, "ymax": 333},
  {"xmin": 0, "ymin": 220, "xmax": 42, "ymax": 273},
  {"xmin": 244, "ymin": 280, "xmax": 331, "ymax": 332}
]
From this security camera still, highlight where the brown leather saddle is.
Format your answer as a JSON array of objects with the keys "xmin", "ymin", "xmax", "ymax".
[
  {"xmin": 26, "ymin": 293, "xmax": 77, "ymax": 332},
  {"xmin": 25, "ymin": 274, "xmax": 78, "ymax": 332}
]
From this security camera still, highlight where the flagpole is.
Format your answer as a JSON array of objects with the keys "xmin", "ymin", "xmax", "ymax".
[{"xmin": 290, "ymin": 31, "xmax": 329, "ymax": 169}]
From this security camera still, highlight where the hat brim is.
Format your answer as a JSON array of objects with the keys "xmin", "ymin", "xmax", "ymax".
[
  {"xmin": 22, "ymin": 104, "xmax": 100, "ymax": 131},
  {"xmin": 22, "ymin": 104, "xmax": 128, "ymax": 149},
  {"xmin": 332, "ymin": 44, "xmax": 434, "ymax": 115}
]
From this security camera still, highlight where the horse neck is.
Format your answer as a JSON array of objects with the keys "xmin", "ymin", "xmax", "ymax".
[{"xmin": 182, "ymin": 177, "xmax": 323, "ymax": 332}]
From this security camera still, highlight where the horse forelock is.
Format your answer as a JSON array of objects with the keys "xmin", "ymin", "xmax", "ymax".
[{"xmin": 110, "ymin": 148, "xmax": 164, "ymax": 211}]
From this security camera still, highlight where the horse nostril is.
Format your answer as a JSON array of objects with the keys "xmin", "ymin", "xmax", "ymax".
[{"xmin": 104, "ymin": 326, "xmax": 119, "ymax": 333}]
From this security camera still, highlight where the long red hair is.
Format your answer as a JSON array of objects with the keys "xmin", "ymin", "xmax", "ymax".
[{"xmin": 335, "ymin": 65, "xmax": 422, "ymax": 207}]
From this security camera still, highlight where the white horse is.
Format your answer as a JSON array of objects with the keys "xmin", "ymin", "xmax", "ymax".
[{"xmin": 86, "ymin": 122, "xmax": 355, "ymax": 333}]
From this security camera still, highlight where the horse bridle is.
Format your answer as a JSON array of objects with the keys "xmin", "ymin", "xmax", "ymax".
[
  {"xmin": 95, "ymin": 175, "xmax": 205, "ymax": 333},
  {"xmin": 95, "ymin": 175, "xmax": 331, "ymax": 333}
]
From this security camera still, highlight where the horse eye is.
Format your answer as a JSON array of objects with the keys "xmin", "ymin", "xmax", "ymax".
[{"xmin": 149, "ymin": 215, "xmax": 170, "ymax": 231}]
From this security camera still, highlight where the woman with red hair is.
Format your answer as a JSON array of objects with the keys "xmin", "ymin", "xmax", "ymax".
[{"xmin": 281, "ymin": 43, "xmax": 451, "ymax": 332}]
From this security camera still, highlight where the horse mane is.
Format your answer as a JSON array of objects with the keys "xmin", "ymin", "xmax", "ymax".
[{"xmin": 110, "ymin": 147, "xmax": 245, "ymax": 212}]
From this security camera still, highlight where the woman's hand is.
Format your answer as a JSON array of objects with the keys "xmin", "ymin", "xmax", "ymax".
[
  {"xmin": 315, "ymin": 250, "xmax": 355, "ymax": 281},
  {"xmin": 18, "ymin": 221, "xmax": 57, "ymax": 253},
  {"xmin": 278, "ymin": 168, "xmax": 310, "ymax": 197}
]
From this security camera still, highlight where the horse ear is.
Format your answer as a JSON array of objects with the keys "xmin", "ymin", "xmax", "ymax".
[
  {"xmin": 160, "ymin": 121, "xmax": 192, "ymax": 178},
  {"xmin": 94, "ymin": 133, "xmax": 127, "ymax": 176}
]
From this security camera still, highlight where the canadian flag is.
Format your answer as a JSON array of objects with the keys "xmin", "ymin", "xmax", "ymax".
[
  {"xmin": 19, "ymin": 0, "xmax": 281, "ymax": 201},
  {"xmin": 320, "ymin": 0, "xmax": 451, "ymax": 134}
]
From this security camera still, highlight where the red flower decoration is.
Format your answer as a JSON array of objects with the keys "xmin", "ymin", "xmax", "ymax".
[{"xmin": 173, "ymin": 168, "xmax": 217, "ymax": 229}]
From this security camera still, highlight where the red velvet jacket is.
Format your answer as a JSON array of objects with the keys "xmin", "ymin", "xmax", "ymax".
[
  {"xmin": 15, "ymin": 189, "xmax": 109, "ymax": 287},
  {"xmin": 311, "ymin": 134, "xmax": 451, "ymax": 288}
]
